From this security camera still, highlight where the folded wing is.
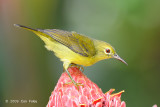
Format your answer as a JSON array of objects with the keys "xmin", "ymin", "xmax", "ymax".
[{"xmin": 39, "ymin": 29, "xmax": 96, "ymax": 57}]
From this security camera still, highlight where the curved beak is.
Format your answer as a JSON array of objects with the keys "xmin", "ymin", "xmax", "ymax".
[{"xmin": 113, "ymin": 53, "xmax": 128, "ymax": 65}]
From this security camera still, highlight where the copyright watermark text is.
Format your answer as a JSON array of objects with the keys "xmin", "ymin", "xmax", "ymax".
[{"xmin": 5, "ymin": 99, "xmax": 37, "ymax": 104}]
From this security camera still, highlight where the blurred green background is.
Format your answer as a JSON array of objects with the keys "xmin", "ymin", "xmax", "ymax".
[{"xmin": 0, "ymin": 0, "xmax": 160, "ymax": 107}]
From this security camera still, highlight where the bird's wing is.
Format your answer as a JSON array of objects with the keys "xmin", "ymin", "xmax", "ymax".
[{"xmin": 39, "ymin": 29, "xmax": 96, "ymax": 57}]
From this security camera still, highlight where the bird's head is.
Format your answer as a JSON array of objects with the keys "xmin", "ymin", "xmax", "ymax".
[{"xmin": 95, "ymin": 40, "xmax": 127, "ymax": 65}]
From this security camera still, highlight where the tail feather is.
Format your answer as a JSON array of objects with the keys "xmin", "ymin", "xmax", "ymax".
[
  {"xmin": 14, "ymin": 24, "xmax": 56, "ymax": 43},
  {"xmin": 14, "ymin": 24, "xmax": 38, "ymax": 32}
]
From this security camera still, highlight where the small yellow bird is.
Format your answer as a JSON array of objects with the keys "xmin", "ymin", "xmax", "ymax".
[{"xmin": 14, "ymin": 24, "xmax": 127, "ymax": 89}]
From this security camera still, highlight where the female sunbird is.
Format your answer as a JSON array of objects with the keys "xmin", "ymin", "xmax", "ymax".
[{"xmin": 14, "ymin": 24, "xmax": 127, "ymax": 89}]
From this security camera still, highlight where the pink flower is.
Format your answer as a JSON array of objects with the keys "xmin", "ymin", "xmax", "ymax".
[
  {"xmin": 153, "ymin": 105, "xmax": 158, "ymax": 107},
  {"xmin": 47, "ymin": 67, "xmax": 126, "ymax": 107}
]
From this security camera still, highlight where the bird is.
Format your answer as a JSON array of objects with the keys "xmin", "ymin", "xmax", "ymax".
[{"xmin": 14, "ymin": 24, "xmax": 127, "ymax": 89}]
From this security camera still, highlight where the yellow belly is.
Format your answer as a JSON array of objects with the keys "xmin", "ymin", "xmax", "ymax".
[{"xmin": 39, "ymin": 35, "xmax": 96, "ymax": 66}]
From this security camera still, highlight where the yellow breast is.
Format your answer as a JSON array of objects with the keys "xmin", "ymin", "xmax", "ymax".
[{"xmin": 39, "ymin": 34, "xmax": 96, "ymax": 66}]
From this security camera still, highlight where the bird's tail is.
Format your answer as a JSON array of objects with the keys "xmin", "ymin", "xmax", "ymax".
[
  {"xmin": 14, "ymin": 24, "xmax": 56, "ymax": 51},
  {"xmin": 14, "ymin": 24, "xmax": 49, "ymax": 39},
  {"xmin": 14, "ymin": 24, "xmax": 39, "ymax": 33}
]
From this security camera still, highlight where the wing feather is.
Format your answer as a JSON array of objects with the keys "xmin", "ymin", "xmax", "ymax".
[{"xmin": 39, "ymin": 29, "xmax": 96, "ymax": 57}]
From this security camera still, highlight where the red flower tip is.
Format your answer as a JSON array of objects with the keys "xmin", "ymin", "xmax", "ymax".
[
  {"xmin": 79, "ymin": 104, "xmax": 86, "ymax": 107},
  {"xmin": 111, "ymin": 90, "xmax": 125, "ymax": 97},
  {"xmin": 47, "ymin": 67, "xmax": 126, "ymax": 107}
]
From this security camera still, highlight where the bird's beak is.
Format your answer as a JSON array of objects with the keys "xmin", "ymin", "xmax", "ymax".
[{"xmin": 113, "ymin": 53, "xmax": 128, "ymax": 65}]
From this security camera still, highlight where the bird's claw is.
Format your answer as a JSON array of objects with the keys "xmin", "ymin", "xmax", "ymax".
[{"xmin": 64, "ymin": 82, "xmax": 84, "ymax": 90}]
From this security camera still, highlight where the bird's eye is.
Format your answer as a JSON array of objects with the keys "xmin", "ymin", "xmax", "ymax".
[{"xmin": 105, "ymin": 48, "xmax": 110, "ymax": 53}]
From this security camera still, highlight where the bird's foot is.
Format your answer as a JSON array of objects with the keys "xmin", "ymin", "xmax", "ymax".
[
  {"xmin": 64, "ymin": 68, "xmax": 84, "ymax": 90},
  {"xmin": 64, "ymin": 81, "xmax": 84, "ymax": 90}
]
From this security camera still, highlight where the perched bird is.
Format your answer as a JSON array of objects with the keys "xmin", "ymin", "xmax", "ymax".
[{"xmin": 14, "ymin": 24, "xmax": 127, "ymax": 89}]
